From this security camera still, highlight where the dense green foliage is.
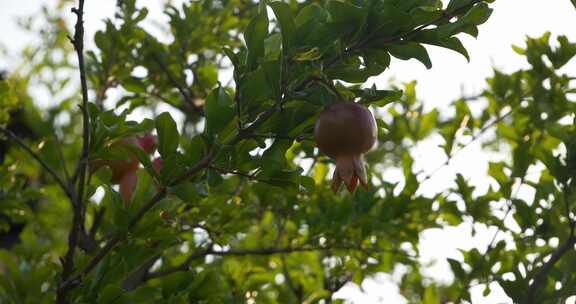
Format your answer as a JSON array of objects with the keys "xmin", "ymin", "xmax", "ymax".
[{"xmin": 0, "ymin": 0, "xmax": 575, "ymax": 303}]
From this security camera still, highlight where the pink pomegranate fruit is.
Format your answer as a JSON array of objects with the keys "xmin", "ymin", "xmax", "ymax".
[
  {"xmin": 314, "ymin": 102, "xmax": 377, "ymax": 192},
  {"xmin": 119, "ymin": 157, "xmax": 164, "ymax": 205},
  {"xmin": 137, "ymin": 133, "xmax": 158, "ymax": 154}
]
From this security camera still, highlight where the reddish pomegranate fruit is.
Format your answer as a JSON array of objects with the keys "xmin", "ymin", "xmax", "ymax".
[
  {"xmin": 119, "ymin": 169, "xmax": 138, "ymax": 205},
  {"xmin": 314, "ymin": 102, "xmax": 376, "ymax": 192},
  {"xmin": 137, "ymin": 133, "xmax": 158, "ymax": 154},
  {"xmin": 152, "ymin": 157, "xmax": 163, "ymax": 173},
  {"xmin": 119, "ymin": 157, "xmax": 164, "ymax": 205}
]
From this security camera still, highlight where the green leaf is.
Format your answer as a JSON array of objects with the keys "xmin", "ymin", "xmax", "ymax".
[
  {"xmin": 160, "ymin": 152, "xmax": 188, "ymax": 185},
  {"xmin": 204, "ymin": 86, "xmax": 235, "ymax": 138},
  {"xmin": 447, "ymin": 258, "xmax": 467, "ymax": 280},
  {"xmin": 512, "ymin": 141, "xmax": 531, "ymax": 178},
  {"xmin": 196, "ymin": 64, "xmax": 218, "ymax": 88},
  {"xmin": 155, "ymin": 112, "xmax": 179, "ymax": 158},
  {"xmin": 326, "ymin": 0, "xmax": 367, "ymax": 42},
  {"xmin": 261, "ymin": 139, "xmax": 293, "ymax": 170},
  {"xmin": 446, "ymin": 0, "xmax": 476, "ymax": 13},
  {"xmin": 366, "ymin": 3, "xmax": 412, "ymax": 38},
  {"xmin": 461, "ymin": 3, "xmax": 493, "ymax": 26},
  {"xmin": 414, "ymin": 30, "xmax": 470, "ymax": 61},
  {"xmin": 300, "ymin": 175, "xmax": 316, "ymax": 192},
  {"xmin": 388, "ymin": 43, "xmax": 432, "ymax": 69},
  {"xmin": 104, "ymin": 185, "xmax": 130, "ymax": 233},
  {"xmin": 98, "ymin": 284, "xmax": 125, "ymax": 304},
  {"xmin": 417, "ymin": 109, "xmax": 438, "ymax": 139},
  {"xmin": 268, "ymin": 2, "xmax": 296, "ymax": 50},
  {"xmin": 122, "ymin": 77, "xmax": 147, "ymax": 93},
  {"xmin": 169, "ymin": 182, "xmax": 201, "ymax": 202},
  {"xmin": 353, "ymin": 85, "xmax": 402, "ymax": 106},
  {"xmin": 363, "ymin": 49, "xmax": 391, "ymax": 75},
  {"xmin": 245, "ymin": 9, "xmax": 269, "ymax": 68}
]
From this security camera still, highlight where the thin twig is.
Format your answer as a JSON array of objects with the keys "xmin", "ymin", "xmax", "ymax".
[
  {"xmin": 0, "ymin": 128, "xmax": 72, "ymax": 199},
  {"xmin": 309, "ymin": 76, "xmax": 344, "ymax": 100},
  {"xmin": 524, "ymin": 182, "xmax": 576, "ymax": 303},
  {"xmin": 143, "ymin": 244, "xmax": 412, "ymax": 283},
  {"xmin": 88, "ymin": 207, "xmax": 105, "ymax": 240},
  {"xmin": 419, "ymin": 105, "xmax": 516, "ymax": 185},
  {"xmin": 58, "ymin": 189, "xmax": 167, "ymax": 292},
  {"xmin": 122, "ymin": 254, "xmax": 161, "ymax": 291},
  {"xmin": 53, "ymin": 132, "xmax": 70, "ymax": 181},
  {"xmin": 209, "ymin": 165, "xmax": 258, "ymax": 179},
  {"xmin": 326, "ymin": 0, "xmax": 486, "ymax": 66},
  {"xmin": 234, "ymin": 75, "xmax": 243, "ymax": 130},
  {"xmin": 525, "ymin": 233, "xmax": 576, "ymax": 304},
  {"xmin": 281, "ymin": 254, "xmax": 303, "ymax": 301},
  {"xmin": 150, "ymin": 53, "xmax": 204, "ymax": 116}
]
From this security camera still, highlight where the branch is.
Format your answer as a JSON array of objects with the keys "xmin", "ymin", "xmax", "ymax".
[
  {"xmin": 143, "ymin": 245, "xmax": 213, "ymax": 282},
  {"xmin": 56, "ymin": 69, "xmax": 331, "ymax": 296},
  {"xmin": 307, "ymin": 75, "xmax": 344, "ymax": 100},
  {"xmin": 525, "ymin": 183, "xmax": 576, "ymax": 303},
  {"xmin": 209, "ymin": 165, "xmax": 258, "ymax": 179},
  {"xmin": 58, "ymin": 2, "xmax": 89, "ymax": 302},
  {"xmin": 143, "ymin": 244, "xmax": 413, "ymax": 283},
  {"xmin": 419, "ymin": 104, "xmax": 516, "ymax": 185},
  {"xmin": 58, "ymin": 188, "xmax": 168, "ymax": 293},
  {"xmin": 122, "ymin": 255, "xmax": 161, "ymax": 291},
  {"xmin": 53, "ymin": 132, "xmax": 70, "ymax": 181},
  {"xmin": 281, "ymin": 254, "xmax": 303, "ymax": 302},
  {"xmin": 525, "ymin": 234, "xmax": 576, "ymax": 304},
  {"xmin": 0, "ymin": 128, "xmax": 72, "ymax": 199},
  {"xmin": 150, "ymin": 53, "xmax": 204, "ymax": 116},
  {"xmin": 78, "ymin": 207, "xmax": 106, "ymax": 253},
  {"xmin": 327, "ymin": 0, "xmax": 486, "ymax": 66},
  {"xmin": 234, "ymin": 74, "xmax": 243, "ymax": 130}
]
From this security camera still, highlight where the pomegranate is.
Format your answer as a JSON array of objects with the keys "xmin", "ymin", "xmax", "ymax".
[
  {"xmin": 137, "ymin": 133, "xmax": 158, "ymax": 154},
  {"xmin": 314, "ymin": 102, "xmax": 376, "ymax": 192},
  {"xmin": 119, "ymin": 157, "xmax": 163, "ymax": 205},
  {"xmin": 152, "ymin": 157, "xmax": 163, "ymax": 173},
  {"xmin": 119, "ymin": 169, "xmax": 138, "ymax": 205}
]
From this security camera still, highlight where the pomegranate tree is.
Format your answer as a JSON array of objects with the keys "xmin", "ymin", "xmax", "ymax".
[{"xmin": 314, "ymin": 102, "xmax": 377, "ymax": 192}]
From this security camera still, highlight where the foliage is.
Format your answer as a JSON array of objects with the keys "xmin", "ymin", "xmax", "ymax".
[{"xmin": 0, "ymin": 0, "xmax": 575, "ymax": 303}]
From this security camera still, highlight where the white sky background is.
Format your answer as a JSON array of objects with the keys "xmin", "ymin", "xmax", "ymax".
[{"xmin": 1, "ymin": 1, "xmax": 576, "ymax": 303}]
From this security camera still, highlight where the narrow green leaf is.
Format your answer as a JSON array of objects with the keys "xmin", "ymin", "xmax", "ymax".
[
  {"xmin": 388, "ymin": 43, "xmax": 432, "ymax": 69},
  {"xmin": 155, "ymin": 112, "xmax": 179, "ymax": 158},
  {"xmin": 245, "ymin": 9, "xmax": 269, "ymax": 68},
  {"xmin": 269, "ymin": 2, "xmax": 296, "ymax": 50},
  {"xmin": 204, "ymin": 86, "xmax": 235, "ymax": 138}
]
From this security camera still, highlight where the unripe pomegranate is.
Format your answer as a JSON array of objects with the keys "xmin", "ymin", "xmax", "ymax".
[{"xmin": 314, "ymin": 102, "xmax": 376, "ymax": 192}]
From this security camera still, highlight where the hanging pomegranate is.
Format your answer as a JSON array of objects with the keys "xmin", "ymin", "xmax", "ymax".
[{"xmin": 314, "ymin": 102, "xmax": 377, "ymax": 192}]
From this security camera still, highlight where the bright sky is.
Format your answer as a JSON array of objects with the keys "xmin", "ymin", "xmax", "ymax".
[{"xmin": 1, "ymin": 1, "xmax": 576, "ymax": 303}]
